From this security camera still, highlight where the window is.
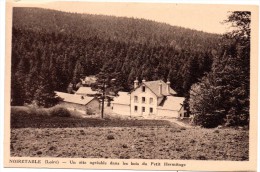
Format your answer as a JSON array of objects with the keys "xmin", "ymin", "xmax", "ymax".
[
  {"xmin": 134, "ymin": 96, "xmax": 138, "ymax": 103},
  {"xmin": 142, "ymin": 107, "xmax": 145, "ymax": 112},
  {"xmin": 150, "ymin": 108, "xmax": 153, "ymax": 113},
  {"xmin": 142, "ymin": 86, "xmax": 145, "ymax": 92},
  {"xmin": 134, "ymin": 106, "xmax": 138, "ymax": 112},
  {"xmin": 149, "ymin": 98, "xmax": 153, "ymax": 104},
  {"xmin": 142, "ymin": 97, "xmax": 146, "ymax": 103}
]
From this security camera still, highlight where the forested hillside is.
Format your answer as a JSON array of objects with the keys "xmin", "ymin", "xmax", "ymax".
[{"xmin": 11, "ymin": 7, "xmax": 221, "ymax": 107}]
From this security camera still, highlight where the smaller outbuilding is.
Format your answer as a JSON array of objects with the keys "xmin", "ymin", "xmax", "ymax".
[
  {"xmin": 111, "ymin": 92, "xmax": 130, "ymax": 116},
  {"xmin": 55, "ymin": 91, "xmax": 100, "ymax": 115},
  {"xmin": 157, "ymin": 96, "xmax": 185, "ymax": 118},
  {"xmin": 81, "ymin": 75, "xmax": 97, "ymax": 86}
]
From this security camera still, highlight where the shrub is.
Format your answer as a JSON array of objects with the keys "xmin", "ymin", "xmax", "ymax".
[
  {"xmin": 30, "ymin": 107, "xmax": 49, "ymax": 117},
  {"xmin": 193, "ymin": 112, "xmax": 225, "ymax": 128},
  {"xmin": 50, "ymin": 107, "xmax": 71, "ymax": 117},
  {"xmin": 225, "ymin": 113, "xmax": 249, "ymax": 127},
  {"xmin": 86, "ymin": 108, "xmax": 95, "ymax": 115},
  {"xmin": 11, "ymin": 106, "xmax": 51, "ymax": 118},
  {"xmin": 11, "ymin": 106, "xmax": 31, "ymax": 117}
]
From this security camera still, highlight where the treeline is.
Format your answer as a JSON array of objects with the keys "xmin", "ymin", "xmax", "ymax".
[{"xmin": 13, "ymin": 8, "xmax": 219, "ymax": 49}]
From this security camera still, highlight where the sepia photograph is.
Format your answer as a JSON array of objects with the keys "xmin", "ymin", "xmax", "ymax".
[{"xmin": 4, "ymin": 0, "xmax": 258, "ymax": 171}]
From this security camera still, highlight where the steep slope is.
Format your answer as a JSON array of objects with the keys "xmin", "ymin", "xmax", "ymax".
[
  {"xmin": 11, "ymin": 7, "xmax": 223, "ymax": 106},
  {"xmin": 13, "ymin": 7, "xmax": 220, "ymax": 51}
]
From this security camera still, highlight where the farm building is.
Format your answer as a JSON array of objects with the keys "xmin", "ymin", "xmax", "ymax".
[
  {"xmin": 55, "ymin": 91, "xmax": 100, "ymax": 114},
  {"xmin": 111, "ymin": 79, "xmax": 185, "ymax": 118},
  {"xmin": 111, "ymin": 92, "xmax": 130, "ymax": 116},
  {"xmin": 81, "ymin": 75, "xmax": 97, "ymax": 86}
]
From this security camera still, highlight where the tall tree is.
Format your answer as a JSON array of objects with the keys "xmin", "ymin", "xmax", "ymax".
[
  {"xmin": 34, "ymin": 59, "xmax": 60, "ymax": 108},
  {"xmin": 189, "ymin": 11, "xmax": 251, "ymax": 127}
]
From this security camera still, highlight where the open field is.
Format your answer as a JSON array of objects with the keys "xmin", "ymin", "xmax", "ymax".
[
  {"xmin": 10, "ymin": 126, "xmax": 249, "ymax": 160},
  {"xmin": 10, "ymin": 106, "xmax": 249, "ymax": 160},
  {"xmin": 10, "ymin": 127, "xmax": 249, "ymax": 160}
]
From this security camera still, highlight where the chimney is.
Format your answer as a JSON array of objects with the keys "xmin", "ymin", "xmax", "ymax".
[
  {"xmin": 166, "ymin": 79, "xmax": 171, "ymax": 95},
  {"xmin": 134, "ymin": 77, "xmax": 139, "ymax": 89},
  {"xmin": 159, "ymin": 81, "xmax": 162, "ymax": 95},
  {"xmin": 142, "ymin": 79, "xmax": 146, "ymax": 83}
]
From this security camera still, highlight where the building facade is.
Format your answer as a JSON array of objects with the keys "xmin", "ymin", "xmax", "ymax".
[
  {"xmin": 112, "ymin": 79, "xmax": 186, "ymax": 118},
  {"xmin": 112, "ymin": 92, "xmax": 130, "ymax": 116}
]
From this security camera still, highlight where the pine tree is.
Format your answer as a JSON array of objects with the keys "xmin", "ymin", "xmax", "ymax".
[
  {"xmin": 34, "ymin": 60, "xmax": 60, "ymax": 108},
  {"xmin": 12, "ymin": 58, "xmax": 28, "ymax": 105},
  {"xmin": 189, "ymin": 11, "xmax": 251, "ymax": 127}
]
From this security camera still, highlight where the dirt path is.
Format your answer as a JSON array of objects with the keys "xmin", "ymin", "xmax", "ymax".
[{"xmin": 166, "ymin": 118, "xmax": 192, "ymax": 128}]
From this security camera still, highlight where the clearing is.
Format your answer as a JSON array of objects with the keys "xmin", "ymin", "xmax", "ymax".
[{"xmin": 10, "ymin": 106, "xmax": 249, "ymax": 160}]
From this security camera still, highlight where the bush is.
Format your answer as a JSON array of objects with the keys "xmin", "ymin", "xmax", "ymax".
[
  {"xmin": 11, "ymin": 106, "xmax": 31, "ymax": 117},
  {"xmin": 50, "ymin": 107, "xmax": 71, "ymax": 117},
  {"xmin": 86, "ymin": 108, "xmax": 95, "ymax": 115},
  {"xmin": 225, "ymin": 114, "xmax": 249, "ymax": 127},
  {"xmin": 29, "ymin": 107, "xmax": 49, "ymax": 117},
  {"xmin": 11, "ymin": 106, "xmax": 51, "ymax": 117},
  {"xmin": 193, "ymin": 112, "xmax": 225, "ymax": 128}
]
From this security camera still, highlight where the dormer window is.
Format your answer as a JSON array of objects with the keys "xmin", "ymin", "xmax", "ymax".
[{"xmin": 142, "ymin": 86, "xmax": 145, "ymax": 92}]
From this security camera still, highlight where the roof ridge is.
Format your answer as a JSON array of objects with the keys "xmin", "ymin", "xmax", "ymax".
[{"xmin": 144, "ymin": 79, "xmax": 165, "ymax": 83}]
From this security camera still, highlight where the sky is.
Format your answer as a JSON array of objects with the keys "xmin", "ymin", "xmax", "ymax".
[{"xmin": 11, "ymin": 0, "xmax": 241, "ymax": 34}]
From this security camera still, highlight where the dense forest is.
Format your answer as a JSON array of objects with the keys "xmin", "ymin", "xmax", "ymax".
[
  {"xmin": 11, "ymin": 8, "xmax": 219, "ymax": 103},
  {"xmin": 11, "ymin": 8, "xmax": 250, "ymax": 127}
]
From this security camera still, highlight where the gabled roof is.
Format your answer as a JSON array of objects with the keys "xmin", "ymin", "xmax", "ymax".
[
  {"xmin": 112, "ymin": 92, "xmax": 130, "ymax": 105},
  {"xmin": 142, "ymin": 80, "xmax": 176, "ymax": 97},
  {"xmin": 158, "ymin": 96, "xmax": 185, "ymax": 111},
  {"xmin": 55, "ymin": 91, "xmax": 97, "ymax": 105},
  {"xmin": 75, "ymin": 87, "xmax": 97, "ymax": 95}
]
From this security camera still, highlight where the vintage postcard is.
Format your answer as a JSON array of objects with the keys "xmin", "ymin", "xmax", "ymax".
[{"xmin": 4, "ymin": 0, "xmax": 258, "ymax": 171}]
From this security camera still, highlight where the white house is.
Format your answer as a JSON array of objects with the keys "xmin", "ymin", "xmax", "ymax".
[
  {"xmin": 55, "ymin": 91, "xmax": 100, "ymax": 115},
  {"xmin": 111, "ymin": 79, "xmax": 185, "ymax": 118}
]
